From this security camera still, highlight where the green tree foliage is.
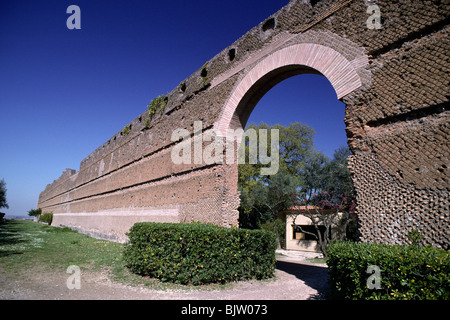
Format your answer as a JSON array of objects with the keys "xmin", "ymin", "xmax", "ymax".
[
  {"xmin": 28, "ymin": 208, "xmax": 42, "ymax": 217},
  {"xmin": 301, "ymin": 151, "xmax": 330, "ymax": 199},
  {"xmin": 238, "ymin": 122, "xmax": 316, "ymax": 228},
  {"xmin": 241, "ymin": 122, "xmax": 316, "ymax": 176},
  {"xmin": 238, "ymin": 122, "xmax": 356, "ymax": 244},
  {"xmin": 0, "ymin": 179, "xmax": 9, "ymax": 209},
  {"xmin": 323, "ymin": 146, "xmax": 353, "ymax": 198},
  {"xmin": 276, "ymin": 122, "xmax": 316, "ymax": 176},
  {"xmin": 300, "ymin": 145, "xmax": 353, "ymax": 201},
  {"xmin": 239, "ymin": 170, "xmax": 299, "ymax": 228},
  {"xmin": 296, "ymin": 145, "xmax": 357, "ymax": 245}
]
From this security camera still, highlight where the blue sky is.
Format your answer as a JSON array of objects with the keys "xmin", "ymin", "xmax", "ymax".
[{"xmin": 0, "ymin": 0, "xmax": 346, "ymax": 217}]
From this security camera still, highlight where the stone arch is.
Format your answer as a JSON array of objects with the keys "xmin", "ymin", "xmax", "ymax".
[{"xmin": 214, "ymin": 43, "xmax": 366, "ymax": 137}]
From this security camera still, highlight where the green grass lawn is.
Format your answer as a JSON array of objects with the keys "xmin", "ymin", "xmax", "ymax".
[
  {"xmin": 305, "ymin": 257, "xmax": 327, "ymax": 264},
  {"xmin": 0, "ymin": 219, "xmax": 169, "ymax": 289},
  {"xmin": 0, "ymin": 219, "xmax": 123, "ymax": 273},
  {"xmin": 0, "ymin": 219, "xmax": 233, "ymax": 291}
]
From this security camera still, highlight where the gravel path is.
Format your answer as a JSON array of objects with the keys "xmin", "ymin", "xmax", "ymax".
[{"xmin": 0, "ymin": 250, "xmax": 329, "ymax": 300}]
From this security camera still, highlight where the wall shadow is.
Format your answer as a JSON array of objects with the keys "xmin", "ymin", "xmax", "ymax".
[{"xmin": 276, "ymin": 259, "xmax": 331, "ymax": 300}]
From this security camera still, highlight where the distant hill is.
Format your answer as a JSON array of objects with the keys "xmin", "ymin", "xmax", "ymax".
[{"xmin": 5, "ymin": 216, "xmax": 33, "ymax": 221}]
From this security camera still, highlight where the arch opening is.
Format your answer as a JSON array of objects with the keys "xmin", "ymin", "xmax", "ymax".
[
  {"xmin": 234, "ymin": 71, "xmax": 354, "ymax": 249},
  {"xmin": 229, "ymin": 65, "xmax": 323, "ymax": 133},
  {"xmin": 217, "ymin": 43, "xmax": 365, "ymax": 245},
  {"xmin": 214, "ymin": 43, "xmax": 364, "ymax": 138}
]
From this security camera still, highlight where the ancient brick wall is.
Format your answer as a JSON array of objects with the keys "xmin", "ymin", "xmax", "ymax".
[
  {"xmin": 337, "ymin": 0, "xmax": 449, "ymax": 249},
  {"xmin": 38, "ymin": 0, "xmax": 449, "ymax": 247}
]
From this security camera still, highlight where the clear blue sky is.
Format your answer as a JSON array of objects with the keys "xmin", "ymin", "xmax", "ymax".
[{"xmin": 0, "ymin": 0, "xmax": 346, "ymax": 217}]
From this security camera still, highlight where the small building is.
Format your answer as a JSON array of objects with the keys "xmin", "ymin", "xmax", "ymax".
[{"xmin": 279, "ymin": 206, "xmax": 345, "ymax": 252}]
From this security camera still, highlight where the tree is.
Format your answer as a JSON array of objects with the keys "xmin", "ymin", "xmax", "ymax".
[
  {"xmin": 293, "ymin": 146, "xmax": 357, "ymax": 257},
  {"xmin": 239, "ymin": 122, "xmax": 316, "ymax": 182},
  {"xmin": 28, "ymin": 208, "xmax": 42, "ymax": 218},
  {"xmin": 274, "ymin": 122, "xmax": 316, "ymax": 176},
  {"xmin": 293, "ymin": 191, "xmax": 356, "ymax": 258},
  {"xmin": 237, "ymin": 122, "xmax": 358, "ymax": 254},
  {"xmin": 0, "ymin": 179, "xmax": 9, "ymax": 210},
  {"xmin": 300, "ymin": 146, "xmax": 353, "ymax": 201},
  {"xmin": 239, "ymin": 170, "xmax": 298, "ymax": 247},
  {"xmin": 301, "ymin": 151, "xmax": 329, "ymax": 199},
  {"xmin": 238, "ymin": 122, "xmax": 316, "ymax": 228},
  {"xmin": 321, "ymin": 146, "xmax": 353, "ymax": 199},
  {"xmin": 241, "ymin": 170, "xmax": 298, "ymax": 223}
]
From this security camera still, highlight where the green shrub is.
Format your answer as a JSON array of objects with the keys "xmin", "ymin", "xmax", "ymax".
[
  {"xmin": 327, "ymin": 241, "xmax": 450, "ymax": 300},
  {"xmin": 39, "ymin": 212, "xmax": 53, "ymax": 224},
  {"xmin": 123, "ymin": 222, "xmax": 277, "ymax": 285}
]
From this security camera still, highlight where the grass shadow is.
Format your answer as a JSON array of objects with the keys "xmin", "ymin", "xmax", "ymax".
[
  {"xmin": 0, "ymin": 220, "xmax": 37, "ymax": 258},
  {"xmin": 0, "ymin": 250, "xmax": 24, "ymax": 258},
  {"xmin": 0, "ymin": 220, "xmax": 31, "ymax": 247}
]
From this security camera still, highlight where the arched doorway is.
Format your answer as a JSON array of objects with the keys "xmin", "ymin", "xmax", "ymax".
[
  {"xmin": 245, "ymin": 71, "xmax": 348, "ymax": 160},
  {"xmin": 214, "ymin": 43, "xmax": 365, "ymax": 137},
  {"xmin": 215, "ymin": 42, "xmax": 367, "ymax": 235}
]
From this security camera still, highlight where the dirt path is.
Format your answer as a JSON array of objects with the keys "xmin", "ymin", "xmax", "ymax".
[{"xmin": 0, "ymin": 251, "xmax": 329, "ymax": 300}]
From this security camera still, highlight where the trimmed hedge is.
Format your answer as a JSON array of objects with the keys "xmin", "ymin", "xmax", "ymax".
[
  {"xmin": 123, "ymin": 222, "xmax": 277, "ymax": 285},
  {"xmin": 327, "ymin": 241, "xmax": 450, "ymax": 300}
]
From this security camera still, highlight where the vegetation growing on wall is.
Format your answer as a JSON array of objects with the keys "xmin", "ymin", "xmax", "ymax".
[
  {"xmin": 178, "ymin": 81, "xmax": 186, "ymax": 94},
  {"xmin": 121, "ymin": 124, "xmax": 131, "ymax": 136},
  {"xmin": 200, "ymin": 62, "xmax": 209, "ymax": 85},
  {"xmin": 143, "ymin": 95, "xmax": 168, "ymax": 129}
]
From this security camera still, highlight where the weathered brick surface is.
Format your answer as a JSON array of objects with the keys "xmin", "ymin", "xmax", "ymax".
[
  {"xmin": 348, "ymin": 152, "xmax": 449, "ymax": 249},
  {"xmin": 38, "ymin": 0, "xmax": 449, "ymax": 247},
  {"xmin": 345, "ymin": 25, "xmax": 449, "ymax": 126}
]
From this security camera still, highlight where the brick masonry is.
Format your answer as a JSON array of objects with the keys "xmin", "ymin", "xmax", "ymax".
[{"xmin": 37, "ymin": 0, "xmax": 449, "ymax": 247}]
